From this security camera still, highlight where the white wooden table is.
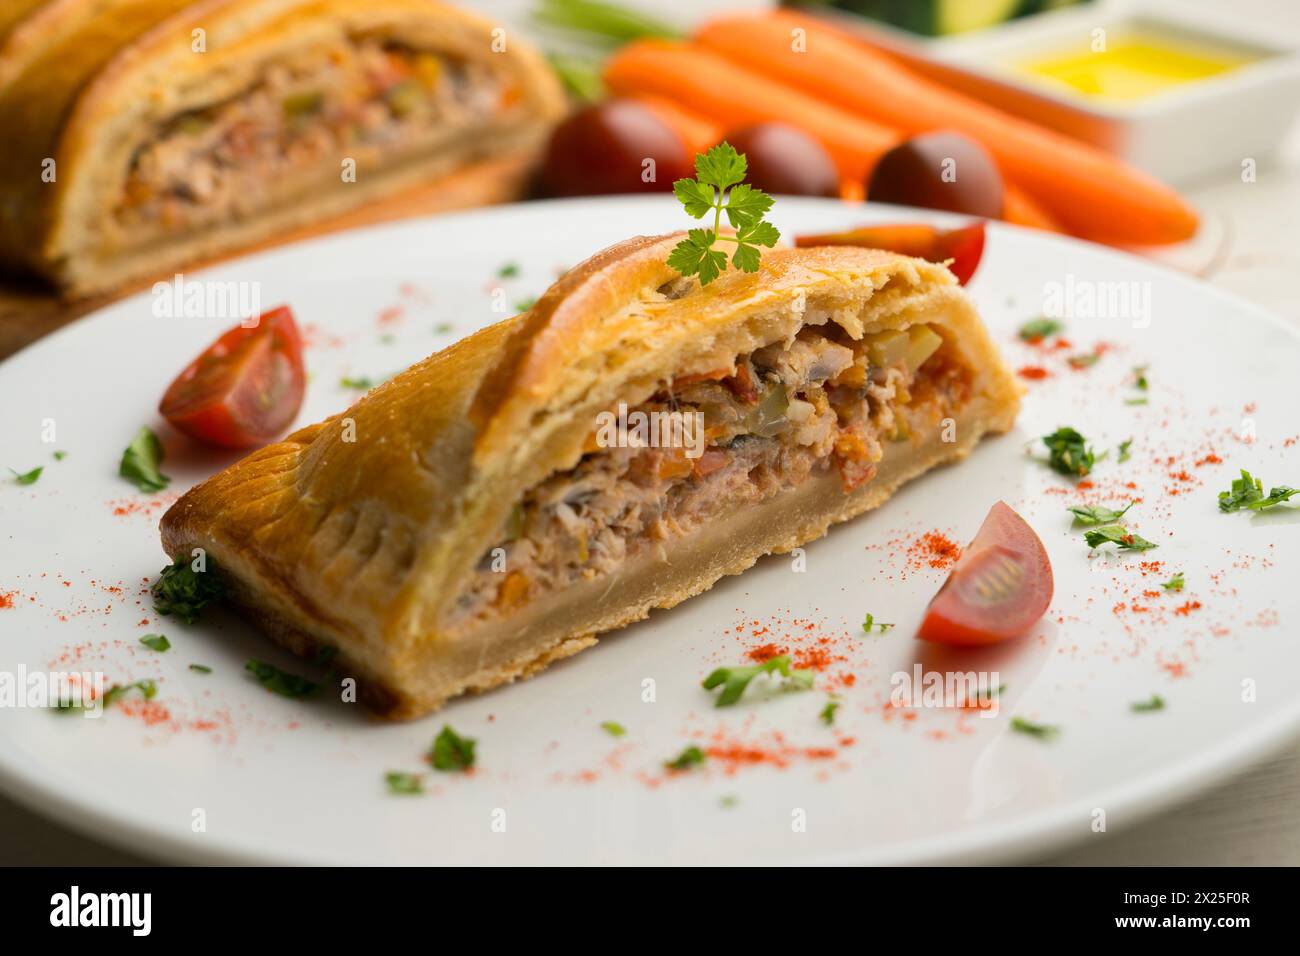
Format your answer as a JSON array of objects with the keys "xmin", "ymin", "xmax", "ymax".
[{"xmin": 2, "ymin": 0, "xmax": 1298, "ymax": 867}]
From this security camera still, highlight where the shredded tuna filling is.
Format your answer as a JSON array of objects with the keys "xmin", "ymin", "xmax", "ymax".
[
  {"xmin": 116, "ymin": 38, "xmax": 510, "ymax": 233},
  {"xmin": 448, "ymin": 321, "xmax": 972, "ymax": 630}
]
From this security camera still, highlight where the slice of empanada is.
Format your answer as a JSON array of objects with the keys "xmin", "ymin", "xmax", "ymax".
[
  {"xmin": 161, "ymin": 236, "xmax": 1021, "ymax": 717},
  {"xmin": 0, "ymin": 0, "xmax": 563, "ymax": 296}
]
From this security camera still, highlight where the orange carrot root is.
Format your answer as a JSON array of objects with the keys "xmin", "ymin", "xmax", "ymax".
[
  {"xmin": 604, "ymin": 40, "xmax": 899, "ymax": 184},
  {"xmin": 694, "ymin": 12, "xmax": 1197, "ymax": 245}
]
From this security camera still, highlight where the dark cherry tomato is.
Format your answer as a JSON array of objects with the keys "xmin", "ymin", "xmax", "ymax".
[
  {"xmin": 159, "ymin": 305, "xmax": 306, "ymax": 449},
  {"xmin": 794, "ymin": 221, "xmax": 986, "ymax": 285},
  {"xmin": 541, "ymin": 99, "xmax": 692, "ymax": 197},
  {"xmin": 917, "ymin": 502, "xmax": 1053, "ymax": 646},
  {"xmin": 868, "ymin": 132, "xmax": 1004, "ymax": 218},
  {"xmin": 723, "ymin": 123, "xmax": 839, "ymax": 197}
]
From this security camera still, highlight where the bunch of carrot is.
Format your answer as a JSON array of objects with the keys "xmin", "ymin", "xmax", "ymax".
[{"xmin": 601, "ymin": 10, "xmax": 1197, "ymax": 245}]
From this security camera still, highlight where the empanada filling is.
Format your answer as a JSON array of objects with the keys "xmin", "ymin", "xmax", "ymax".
[
  {"xmin": 115, "ymin": 38, "xmax": 515, "ymax": 235},
  {"xmin": 449, "ymin": 320, "xmax": 973, "ymax": 630}
]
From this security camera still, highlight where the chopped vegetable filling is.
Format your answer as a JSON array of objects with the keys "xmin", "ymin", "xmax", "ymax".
[{"xmin": 448, "ymin": 317, "xmax": 970, "ymax": 629}]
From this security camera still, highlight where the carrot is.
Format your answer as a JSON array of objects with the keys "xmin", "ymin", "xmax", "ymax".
[
  {"xmin": 694, "ymin": 12, "xmax": 1197, "ymax": 245},
  {"xmin": 630, "ymin": 95, "xmax": 723, "ymax": 157},
  {"xmin": 603, "ymin": 40, "xmax": 899, "ymax": 184},
  {"xmin": 1002, "ymin": 182, "xmax": 1065, "ymax": 233}
]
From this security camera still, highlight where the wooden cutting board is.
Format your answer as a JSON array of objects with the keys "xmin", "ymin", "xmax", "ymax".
[{"xmin": 0, "ymin": 151, "xmax": 538, "ymax": 361}]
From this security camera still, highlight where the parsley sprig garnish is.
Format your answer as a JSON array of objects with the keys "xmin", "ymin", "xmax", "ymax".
[
  {"xmin": 668, "ymin": 143, "xmax": 780, "ymax": 286},
  {"xmin": 1218, "ymin": 469, "xmax": 1300, "ymax": 512},
  {"xmin": 702, "ymin": 654, "xmax": 814, "ymax": 707}
]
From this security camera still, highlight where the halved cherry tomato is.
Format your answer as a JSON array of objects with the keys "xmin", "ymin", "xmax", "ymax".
[
  {"xmin": 159, "ymin": 305, "xmax": 306, "ymax": 449},
  {"xmin": 931, "ymin": 223, "xmax": 985, "ymax": 286},
  {"xmin": 916, "ymin": 501, "xmax": 1053, "ymax": 646},
  {"xmin": 794, "ymin": 221, "xmax": 986, "ymax": 285}
]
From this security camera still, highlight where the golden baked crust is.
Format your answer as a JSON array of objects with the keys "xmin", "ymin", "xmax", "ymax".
[
  {"xmin": 0, "ymin": 0, "xmax": 564, "ymax": 295},
  {"xmin": 161, "ymin": 238, "xmax": 1021, "ymax": 718}
]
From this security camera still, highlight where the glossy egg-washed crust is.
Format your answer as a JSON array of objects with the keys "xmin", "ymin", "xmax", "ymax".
[
  {"xmin": 161, "ymin": 238, "xmax": 1022, "ymax": 717},
  {"xmin": 0, "ymin": 0, "xmax": 564, "ymax": 295}
]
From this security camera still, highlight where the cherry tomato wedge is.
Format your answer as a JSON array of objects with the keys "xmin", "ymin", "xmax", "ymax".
[
  {"xmin": 159, "ymin": 305, "xmax": 306, "ymax": 449},
  {"xmin": 917, "ymin": 501, "xmax": 1053, "ymax": 646},
  {"xmin": 794, "ymin": 221, "xmax": 985, "ymax": 285}
]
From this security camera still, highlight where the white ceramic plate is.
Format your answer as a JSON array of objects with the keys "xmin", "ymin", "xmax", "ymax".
[{"xmin": 2, "ymin": 197, "xmax": 1298, "ymax": 865}]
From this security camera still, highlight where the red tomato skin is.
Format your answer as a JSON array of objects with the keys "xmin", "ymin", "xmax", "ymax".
[
  {"xmin": 933, "ymin": 222, "xmax": 985, "ymax": 286},
  {"xmin": 159, "ymin": 305, "xmax": 306, "ymax": 449},
  {"xmin": 793, "ymin": 221, "xmax": 985, "ymax": 285},
  {"xmin": 916, "ymin": 502, "xmax": 1053, "ymax": 646}
]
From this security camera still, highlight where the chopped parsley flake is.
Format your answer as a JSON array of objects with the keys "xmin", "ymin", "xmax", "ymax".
[
  {"xmin": 702, "ymin": 654, "xmax": 815, "ymax": 707},
  {"xmin": 970, "ymin": 683, "xmax": 1006, "ymax": 701},
  {"xmin": 862, "ymin": 613, "xmax": 894, "ymax": 633},
  {"xmin": 1018, "ymin": 317, "xmax": 1064, "ymax": 341},
  {"xmin": 151, "ymin": 558, "xmax": 223, "ymax": 624},
  {"xmin": 119, "ymin": 426, "xmax": 170, "ymax": 492},
  {"xmin": 103, "ymin": 679, "xmax": 158, "ymax": 709},
  {"xmin": 1118, "ymin": 438, "xmax": 1133, "ymax": 463},
  {"xmin": 1218, "ymin": 469, "xmax": 1300, "ymax": 512},
  {"xmin": 1042, "ymin": 427, "xmax": 1099, "ymax": 478},
  {"xmin": 430, "ymin": 725, "xmax": 477, "ymax": 772},
  {"xmin": 498, "ymin": 262, "xmax": 520, "ymax": 278},
  {"xmin": 1010, "ymin": 716, "xmax": 1059, "ymax": 740},
  {"xmin": 600, "ymin": 720, "xmax": 627, "ymax": 738},
  {"xmin": 10, "ymin": 466, "xmax": 42, "ymax": 485},
  {"xmin": 1083, "ymin": 524, "xmax": 1158, "ymax": 551},
  {"xmin": 189, "ymin": 664, "xmax": 212, "ymax": 674},
  {"xmin": 514, "ymin": 296, "xmax": 539, "ymax": 313},
  {"xmin": 138, "ymin": 634, "xmax": 170, "ymax": 652},
  {"xmin": 53, "ymin": 451, "xmax": 67, "ymax": 461},
  {"xmin": 819, "ymin": 698, "xmax": 840, "ymax": 726},
  {"xmin": 665, "ymin": 745, "xmax": 706, "ymax": 771},
  {"xmin": 1161, "ymin": 572, "xmax": 1185, "ymax": 592},
  {"xmin": 1068, "ymin": 502, "xmax": 1133, "ymax": 526},
  {"xmin": 245, "ymin": 659, "xmax": 318, "ymax": 698},
  {"xmin": 1067, "ymin": 351, "xmax": 1100, "ymax": 369},
  {"xmin": 1131, "ymin": 694, "xmax": 1165, "ymax": 713},
  {"xmin": 339, "ymin": 376, "xmax": 377, "ymax": 390},
  {"xmin": 385, "ymin": 771, "xmax": 425, "ymax": 795}
]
